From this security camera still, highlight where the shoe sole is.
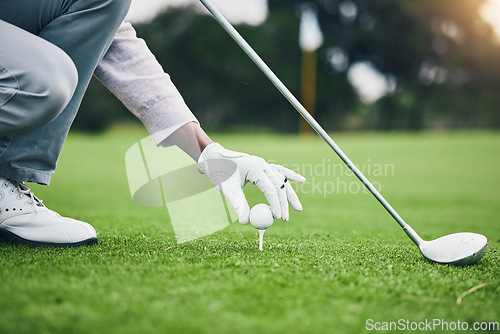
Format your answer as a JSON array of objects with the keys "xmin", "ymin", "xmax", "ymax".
[{"xmin": 0, "ymin": 229, "xmax": 98, "ymax": 248}]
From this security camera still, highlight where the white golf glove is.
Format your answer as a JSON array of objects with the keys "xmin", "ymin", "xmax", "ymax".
[{"xmin": 197, "ymin": 143, "xmax": 306, "ymax": 224}]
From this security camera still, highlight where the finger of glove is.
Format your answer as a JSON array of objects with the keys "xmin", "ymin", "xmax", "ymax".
[
  {"xmin": 219, "ymin": 182, "xmax": 250, "ymax": 224},
  {"xmin": 265, "ymin": 168, "xmax": 289, "ymax": 222},
  {"xmin": 247, "ymin": 170, "xmax": 282, "ymax": 220},
  {"xmin": 269, "ymin": 164, "xmax": 306, "ymax": 183},
  {"xmin": 285, "ymin": 181, "xmax": 303, "ymax": 211}
]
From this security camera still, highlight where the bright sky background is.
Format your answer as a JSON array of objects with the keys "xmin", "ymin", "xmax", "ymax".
[
  {"xmin": 481, "ymin": 0, "xmax": 500, "ymax": 41},
  {"xmin": 126, "ymin": 0, "xmax": 268, "ymax": 25}
]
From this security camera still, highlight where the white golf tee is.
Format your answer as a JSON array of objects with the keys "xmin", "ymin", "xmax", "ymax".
[{"xmin": 258, "ymin": 230, "xmax": 265, "ymax": 251}]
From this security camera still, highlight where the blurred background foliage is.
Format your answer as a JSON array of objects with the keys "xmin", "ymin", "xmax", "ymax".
[{"xmin": 76, "ymin": 0, "xmax": 500, "ymax": 132}]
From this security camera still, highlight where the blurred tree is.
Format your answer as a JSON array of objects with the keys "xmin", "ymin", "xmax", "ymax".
[
  {"xmin": 286, "ymin": 0, "xmax": 500, "ymax": 129},
  {"xmin": 74, "ymin": 0, "xmax": 500, "ymax": 132},
  {"xmin": 77, "ymin": 78, "xmax": 137, "ymax": 132}
]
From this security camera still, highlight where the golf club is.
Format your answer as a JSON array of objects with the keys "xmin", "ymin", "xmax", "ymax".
[{"xmin": 199, "ymin": 0, "xmax": 488, "ymax": 265}]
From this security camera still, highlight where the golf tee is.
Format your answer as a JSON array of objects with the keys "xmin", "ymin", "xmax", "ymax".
[{"xmin": 259, "ymin": 230, "xmax": 265, "ymax": 251}]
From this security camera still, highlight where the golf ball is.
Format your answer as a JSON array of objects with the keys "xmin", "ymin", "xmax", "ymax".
[{"xmin": 250, "ymin": 204, "xmax": 274, "ymax": 230}]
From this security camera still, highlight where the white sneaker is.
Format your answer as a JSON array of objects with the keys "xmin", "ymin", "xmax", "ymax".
[{"xmin": 0, "ymin": 178, "xmax": 97, "ymax": 247}]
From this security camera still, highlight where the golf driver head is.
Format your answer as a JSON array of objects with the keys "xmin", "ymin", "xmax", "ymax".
[{"xmin": 419, "ymin": 232, "xmax": 487, "ymax": 266}]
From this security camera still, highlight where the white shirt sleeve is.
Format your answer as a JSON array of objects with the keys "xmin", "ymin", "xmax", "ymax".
[{"xmin": 94, "ymin": 22, "xmax": 199, "ymax": 146}]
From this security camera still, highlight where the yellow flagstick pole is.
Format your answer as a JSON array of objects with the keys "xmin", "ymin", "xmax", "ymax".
[
  {"xmin": 300, "ymin": 49, "xmax": 318, "ymax": 134},
  {"xmin": 298, "ymin": 5, "xmax": 323, "ymax": 135}
]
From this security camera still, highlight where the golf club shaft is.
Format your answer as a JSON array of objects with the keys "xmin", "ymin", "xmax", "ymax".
[{"xmin": 199, "ymin": 0, "xmax": 423, "ymax": 245}]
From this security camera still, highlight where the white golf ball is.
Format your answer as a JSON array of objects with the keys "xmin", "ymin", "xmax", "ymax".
[{"xmin": 250, "ymin": 204, "xmax": 274, "ymax": 230}]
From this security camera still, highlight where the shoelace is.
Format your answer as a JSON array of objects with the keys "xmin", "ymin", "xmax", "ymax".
[{"xmin": 5, "ymin": 179, "xmax": 44, "ymax": 211}]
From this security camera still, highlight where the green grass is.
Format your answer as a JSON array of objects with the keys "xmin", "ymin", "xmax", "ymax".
[{"xmin": 1, "ymin": 127, "xmax": 499, "ymax": 334}]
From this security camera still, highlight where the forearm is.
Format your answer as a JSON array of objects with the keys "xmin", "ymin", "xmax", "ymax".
[
  {"xmin": 162, "ymin": 122, "xmax": 213, "ymax": 161},
  {"xmin": 191, "ymin": 123, "xmax": 214, "ymax": 159}
]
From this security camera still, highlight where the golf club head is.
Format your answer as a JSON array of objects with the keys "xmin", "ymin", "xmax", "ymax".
[{"xmin": 419, "ymin": 232, "xmax": 487, "ymax": 266}]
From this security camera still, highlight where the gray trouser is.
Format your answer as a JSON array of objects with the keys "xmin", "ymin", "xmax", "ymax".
[{"xmin": 0, "ymin": 0, "xmax": 131, "ymax": 184}]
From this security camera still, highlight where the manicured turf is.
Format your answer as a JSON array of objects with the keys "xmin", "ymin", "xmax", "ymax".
[{"xmin": 1, "ymin": 126, "xmax": 498, "ymax": 334}]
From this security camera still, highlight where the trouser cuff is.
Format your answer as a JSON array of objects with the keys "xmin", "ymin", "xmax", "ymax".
[{"xmin": 0, "ymin": 167, "xmax": 51, "ymax": 185}]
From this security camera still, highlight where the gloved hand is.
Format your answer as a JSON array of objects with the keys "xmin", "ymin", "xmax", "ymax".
[{"xmin": 197, "ymin": 143, "xmax": 306, "ymax": 224}]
